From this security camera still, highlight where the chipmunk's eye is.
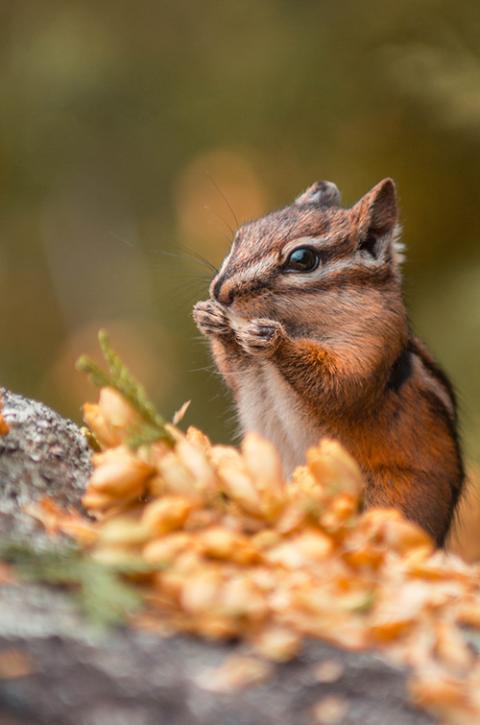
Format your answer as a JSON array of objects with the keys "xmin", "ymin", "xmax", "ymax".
[{"xmin": 285, "ymin": 247, "xmax": 320, "ymax": 272}]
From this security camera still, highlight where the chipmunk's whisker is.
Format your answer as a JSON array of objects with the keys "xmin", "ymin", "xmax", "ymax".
[{"xmin": 204, "ymin": 171, "xmax": 240, "ymax": 229}]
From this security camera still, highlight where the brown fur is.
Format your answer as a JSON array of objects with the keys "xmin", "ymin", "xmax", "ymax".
[{"xmin": 193, "ymin": 179, "xmax": 464, "ymax": 546}]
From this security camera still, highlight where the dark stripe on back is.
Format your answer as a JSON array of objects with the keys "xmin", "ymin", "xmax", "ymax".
[
  {"xmin": 410, "ymin": 339, "xmax": 458, "ymax": 422},
  {"xmin": 420, "ymin": 387, "xmax": 464, "ymax": 507},
  {"xmin": 387, "ymin": 344, "xmax": 413, "ymax": 393}
]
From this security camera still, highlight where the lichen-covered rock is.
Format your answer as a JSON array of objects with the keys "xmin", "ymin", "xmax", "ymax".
[
  {"xmin": 0, "ymin": 389, "xmax": 434, "ymax": 725},
  {"xmin": 0, "ymin": 388, "xmax": 91, "ymax": 541}
]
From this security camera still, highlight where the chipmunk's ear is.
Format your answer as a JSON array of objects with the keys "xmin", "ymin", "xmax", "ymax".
[
  {"xmin": 352, "ymin": 178, "xmax": 401, "ymax": 262},
  {"xmin": 295, "ymin": 180, "xmax": 341, "ymax": 208}
]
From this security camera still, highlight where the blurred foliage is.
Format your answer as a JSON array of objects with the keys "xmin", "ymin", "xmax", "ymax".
[
  {"xmin": 0, "ymin": 0, "xmax": 479, "ymax": 459},
  {"xmin": 0, "ymin": 538, "xmax": 144, "ymax": 627}
]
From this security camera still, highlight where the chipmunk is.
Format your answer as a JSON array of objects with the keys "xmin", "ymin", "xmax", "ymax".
[{"xmin": 193, "ymin": 179, "xmax": 464, "ymax": 545}]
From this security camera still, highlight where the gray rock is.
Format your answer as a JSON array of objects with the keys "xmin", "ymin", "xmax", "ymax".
[
  {"xmin": 0, "ymin": 388, "xmax": 92, "ymax": 544},
  {"xmin": 0, "ymin": 390, "xmax": 435, "ymax": 724}
]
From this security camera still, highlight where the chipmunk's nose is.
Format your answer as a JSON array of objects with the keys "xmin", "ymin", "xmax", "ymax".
[{"xmin": 211, "ymin": 274, "xmax": 234, "ymax": 306}]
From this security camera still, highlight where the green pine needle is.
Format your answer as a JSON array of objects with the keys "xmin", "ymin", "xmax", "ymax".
[
  {"xmin": 0, "ymin": 539, "xmax": 145, "ymax": 628},
  {"xmin": 125, "ymin": 422, "xmax": 173, "ymax": 450},
  {"xmin": 76, "ymin": 356, "xmax": 111, "ymax": 389},
  {"xmin": 98, "ymin": 330, "xmax": 166, "ymax": 430},
  {"xmin": 76, "ymin": 330, "xmax": 174, "ymax": 448},
  {"xmin": 75, "ymin": 562, "xmax": 143, "ymax": 628}
]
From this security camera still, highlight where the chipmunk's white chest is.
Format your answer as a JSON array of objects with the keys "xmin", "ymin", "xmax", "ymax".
[{"xmin": 236, "ymin": 362, "xmax": 324, "ymax": 475}]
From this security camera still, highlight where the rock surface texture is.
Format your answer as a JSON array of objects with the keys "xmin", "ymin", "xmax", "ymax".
[
  {"xmin": 0, "ymin": 388, "xmax": 91, "ymax": 542},
  {"xmin": 0, "ymin": 389, "xmax": 434, "ymax": 725}
]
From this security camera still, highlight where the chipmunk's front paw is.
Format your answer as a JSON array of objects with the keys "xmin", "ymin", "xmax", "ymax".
[
  {"xmin": 193, "ymin": 299, "xmax": 231, "ymax": 337},
  {"xmin": 236, "ymin": 318, "xmax": 285, "ymax": 357}
]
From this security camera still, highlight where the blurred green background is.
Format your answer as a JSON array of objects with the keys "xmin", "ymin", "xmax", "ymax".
[{"xmin": 0, "ymin": 1, "xmax": 479, "ymax": 460}]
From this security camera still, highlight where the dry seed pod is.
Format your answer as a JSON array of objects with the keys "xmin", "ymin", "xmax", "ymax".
[
  {"xmin": 186, "ymin": 425, "xmax": 212, "ymax": 451},
  {"xmin": 83, "ymin": 387, "xmax": 143, "ymax": 448},
  {"xmin": 97, "ymin": 517, "xmax": 150, "ymax": 546},
  {"xmin": 184, "ymin": 508, "xmax": 220, "ymax": 531},
  {"xmin": 266, "ymin": 531, "xmax": 333, "ymax": 569},
  {"xmin": 371, "ymin": 580, "xmax": 435, "ymax": 630},
  {"xmin": 277, "ymin": 470, "xmax": 329, "ymax": 532},
  {"xmin": 358, "ymin": 509, "xmax": 434, "ymax": 555},
  {"xmin": 409, "ymin": 671, "xmax": 476, "ymax": 722},
  {"xmin": 146, "ymin": 439, "xmax": 174, "ymax": 467},
  {"xmin": 369, "ymin": 610, "xmax": 417, "ymax": 642},
  {"xmin": 290, "ymin": 465, "xmax": 316, "ymax": 488},
  {"xmin": 99, "ymin": 386, "xmax": 142, "ymax": 427},
  {"xmin": 307, "ymin": 438, "xmax": 363, "ymax": 499},
  {"xmin": 312, "ymin": 659, "xmax": 345, "ymax": 683},
  {"xmin": 88, "ymin": 446, "xmax": 154, "ymax": 497},
  {"xmin": 195, "ymin": 655, "xmax": 272, "ymax": 692},
  {"xmin": 406, "ymin": 550, "xmax": 473, "ymax": 582},
  {"xmin": 241, "ymin": 433, "xmax": 286, "ymax": 517},
  {"xmin": 219, "ymin": 575, "xmax": 268, "ymax": 621},
  {"xmin": 209, "ymin": 444, "xmax": 243, "ymax": 469},
  {"xmin": 191, "ymin": 614, "xmax": 242, "ymax": 640},
  {"xmin": 321, "ymin": 493, "xmax": 358, "ymax": 533},
  {"xmin": 250, "ymin": 530, "xmax": 281, "ymax": 550},
  {"xmin": 0, "ymin": 394, "xmax": 10, "ymax": 436},
  {"xmin": 216, "ymin": 461, "xmax": 263, "ymax": 517},
  {"xmin": 56, "ymin": 518, "xmax": 99, "ymax": 546},
  {"xmin": 264, "ymin": 540, "xmax": 308, "ymax": 569},
  {"xmin": 276, "ymin": 501, "xmax": 309, "ymax": 535},
  {"xmin": 81, "ymin": 490, "xmax": 116, "ymax": 511},
  {"xmin": 241, "ymin": 432, "xmax": 284, "ymax": 488},
  {"xmin": 180, "ymin": 569, "xmax": 224, "ymax": 615},
  {"xmin": 83, "ymin": 402, "xmax": 118, "ymax": 448},
  {"xmin": 342, "ymin": 545, "xmax": 384, "ymax": 570},
  {"xmin": 252, "ymin": 625, "xmax": 301, "ymax": 661},
  {"xmin": 293, "ymin": 531, "xmax": 335, "ymax": 561},
  {"xmin": 25, "ymin": 498, "xmax": 99, "ymax": 545},
  {"xmin": 175, "ymin": 437, "xmax": 219, "ymax": 497},
  {"xmin": 434, "ymin": 619, "xmax": 473, "ymax": 672},
  {"xmin": 146, "ymin": 474, "xmax": 166, "ymax": 498},
  {"xmin": 141, "ymin": 496, "xmax": 194, "ymax": 536},
  {"xmin": 156, "ymin": 452, "xmax": 198, "ymax": 499},
  {"xmin": 312, "ymin": 696, "xmax": 349, "ymax": 725},
  {"xmin": 143, "ymin": 532, "xmax": 195, "ymax": 565},
  {"xmin": 156, "ymin": 570, "xmax": 187, "ymax": 600},
  {"xmin": 248, "ymin": 566, "xmax": 278, "ymax": 592},
  {"xmin": 457, "ymin": 601, "xmax": 480, "ymax": 628},
  {"xmin": 199, "ymin": 526, "xmax": 260, "ymax": 564},
  {"xmin": 383, "ymin": 519, "xmax": 434, "ymax": 554},
  {"xmin": 220, "ymin": 508, "xmax": 266, "ymax": 534}
]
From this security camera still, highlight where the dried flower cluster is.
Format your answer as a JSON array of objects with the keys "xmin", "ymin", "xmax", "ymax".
[
  {"xmin": 0, "ymin": 393, "xmax": 10, "ymax": 436},
  {"xmin": 30, "ymin": 385, "xmax": 480, "ymax": 724}
]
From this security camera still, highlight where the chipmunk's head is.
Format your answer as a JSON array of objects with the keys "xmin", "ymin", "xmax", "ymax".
[{"xmin": 210, "ymin": 178, "xmax": 404, "ymax": 333}]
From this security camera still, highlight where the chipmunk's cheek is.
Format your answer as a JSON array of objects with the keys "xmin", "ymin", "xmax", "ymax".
[
  {"xmin": 228, "ymin": 295, "xmax": 270, "ymax": 320},
  {"xmin": 272, "ymin": 295, "xmax": 300, "ymax": 322}
]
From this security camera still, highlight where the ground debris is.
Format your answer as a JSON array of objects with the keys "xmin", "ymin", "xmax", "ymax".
[{"xmin": 5, "ymin": 371, "xmax": 480, "ymax": 725}]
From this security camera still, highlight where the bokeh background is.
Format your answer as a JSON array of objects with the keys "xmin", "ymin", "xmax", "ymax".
[{"xmin": 1, "ymin": 1, "xmax": 479, "ymax": 467}]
